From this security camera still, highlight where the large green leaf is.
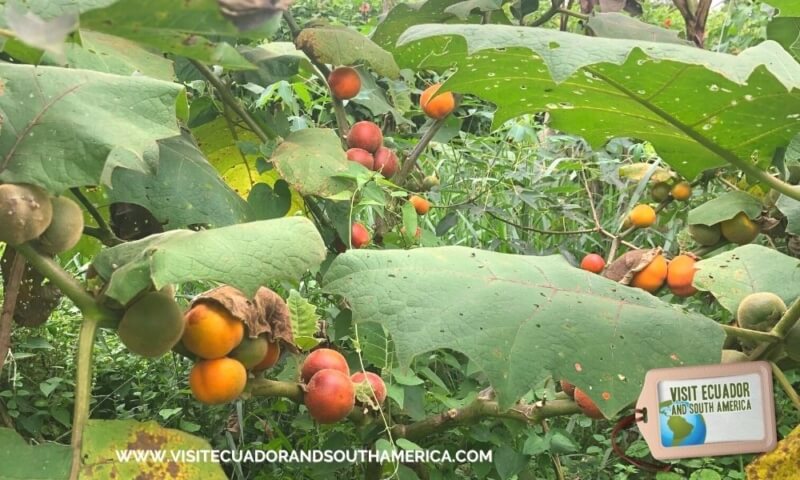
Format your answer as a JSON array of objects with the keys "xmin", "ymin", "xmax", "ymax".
[
  {"xmin": 296, "ymin": 26, "xmax": 400, "ymax": 79},
  {"xmin": 80, "ymin": 0, "xmax": 280, "ymax": 70},
  {"xmin": 109, "ymin": 134, "xmax": 251, "ymax": 230},
  {"xmin": 769, "ymin": 1, "xmax": 800, "ymax": 16},
  {"xmin": 687, "ymin": 191, "xmax": 762, "ymax": 226},
  {"xmin": 0, "ymin": 64, "xmax": 183, "ymax": 193},
  {"xmin": 271, "ymin": 128, "xmax": 364, "ymax": 198},
  {"xmin": 80, "ymin": 419, "xmax": 225, "ymax": 479},
  {"xmin": 586, "ymin": 13, "xmax": 691, "ymax": 45},
  {"xmin": 776, "ymin": 188, "xmax": 800, "ymax": 235},
  {"xmin": 695, "ymin": 245, "xmax": 800, "ymax": 314},
  {"xmin": 323, "ymin": 247, "xmax": 725, "ymax": 417},
  {"xmin": 0, "ymin": 428, "xmax": 70, "ymax": 480},
  {"xmin": 93, "ymin": 217, "xmax": 326, "ymax": 305},
  {"xmin": 393, "ymin": 25, "xmax": 800, "ymax": 180}
]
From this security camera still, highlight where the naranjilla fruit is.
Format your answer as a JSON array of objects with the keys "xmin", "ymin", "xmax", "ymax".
[
  {"xmin": 671, "ymin": 182, "xmax": 692, "ymax": 201},
  {"xmin": 720, "ymin": 212, "xmax": 759, "ymax": 245},
  {"xmin": 0, "ymin": 183, "xmax": 53, "ymax": 246},
  {"xmin": 304, "ymin": 369, "xmax": 355, "ymax": 424},
  {"xmin": 574, "ymin": 388, "xmax": 604, "ymax": 419},
  {"xmin": 580, "ymin": 254, "xmax": 605, "ymax": 274},
  {"xmin": 346, "ymin": 121, "xmax": 383, "ymax": 153},
  {"xmin": 301, "ymin": 348, "xmax": 350, "ymax": 383},
  {"xmin": 351, "ymin": 223, "xmax": 370, "ymax": 249},
  {"xmin": 422, "ymin": 175, "xmax": 440, "ymax": 190},
  {"xmin": 252, "ymin": 340, "xmax": 281, "ymax": 372},
  {"xmin": 229, "ymin": 336, "xmax": 270, "ymax": 370},
  {"xmin": 629, "ymin": 204, "xmax": 656, "ymax": 228},
  {"xmin": 688, "ymin": 223, "xmax": 721, "ymax": 246},
  {"xmin": 560, "ymin": 380, "xmax": 576, "ymax": 398},
  {"xmin": 373, "ymin": 147, "xmax": 398, "ymax": 178},
  {"xmin": 117, "ymin": 292, "xmax": 185, "ymax": 358},
  {"xmin": 420, "ymin": 83, "xmax": 455, "ymax": 119},
  {"xmin": 37, "ymin": 196, "xmax": 84, "ymax": 254},
  {"xmin": 351, "ymin": 371, "xmax": 387, "ymax": 406},
  {"xmin": 327, "ymin": 67, "xmax": 361, "ymax": 100},
  {"xmin": 346, "ymin": 148, "xmax": 374, "ymax": 170},
  {"xmin": 667, "ymin": 254, "xmax": 697, "ymax": 297},
  {"xmin": 737, "ymin": 292, "xmax": 786, "ymax": 332},
  {"xmin": 189, "ymin": 357, "xmax": 247, "ymax": 405},
  {"xmin": 631, "ymin": 255, "xmax": 668, "ymax": 293},
  {"xmin": 650, "ymin": 182, "xmax": 671, "ymax": 202},
  {"xmin": 182, "ymin": 302, "xmax": 245, "ymax": 359},
  {"xmin": 409, "ymin": 195, "xmax": 430, "ymax": 215}
]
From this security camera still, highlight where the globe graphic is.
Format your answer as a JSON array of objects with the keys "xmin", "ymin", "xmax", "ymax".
[{"xmin": 659, "ymin": 402, "xmax": 707, "ymax": 447}]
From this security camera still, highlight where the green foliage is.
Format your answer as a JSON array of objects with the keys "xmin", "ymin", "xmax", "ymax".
[{"xmin": 0, "ymin": 427, "xmax": 71, "ymax": 479}]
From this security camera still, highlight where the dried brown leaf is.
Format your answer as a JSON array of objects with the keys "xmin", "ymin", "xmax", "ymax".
[{"xmin": 603, "ymin": 248, "xmax": 662, "ymax": 285}]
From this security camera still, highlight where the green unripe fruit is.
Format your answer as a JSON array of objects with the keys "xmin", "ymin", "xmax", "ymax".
[
  {"xmin": 688, "ymin": 223, "xmax": 721, "ymax": 246},
  {"xmin": 737, "ymin": 292, "xmax": 787, "ymax": 333},
  {"xmin": 229, "ymin": 336, "xmax": 269, "ymax": 369},
  {"xmin": 651, "ymin": 182, "xmax": 671, "ymax": 202},
  {"xmin": 784, "ymin": 323, "xmax": 800, "ymax": 362},
  {"xmin": 0, "ymin": 184, "xmax": 53, "ymax": 246},
  {"xmin": 37, "ymin": 196, "xmax": 84, "ymax": 254},
  {"xmin": 422, "ymin": 175, "xmax": 440, "ymax": 191},
  {"xmin": 118, "ymin": 292, "xmax": 185, "ymax": 358},
  {"xmin": 721, "ymin": 349, "xmax": 748, "ymax": 363},
  {"xmin": 721, "ymin": 212, "xmax": 760, "ymax": 245}
]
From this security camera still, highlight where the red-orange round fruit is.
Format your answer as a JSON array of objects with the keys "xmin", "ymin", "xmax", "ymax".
[
  {"xmin": 580, "ymin": 254, "xmax": 605, "ymax": 274},
  {"xmin": 671, "ymin": 182, "xmax": 692, "ymax": 201},
  {"xmin": 301, "ymin": 348, "xmax": 350, "ymax": 384},
  {"xmin": 351, "ymin": 223, "xmax": 370, "ymax": 249},
  {"xmin": 346, "ymin": 148, "xmax": 374, "ymax": 170},
  {"xmin": 252, "ymin": 340, "xmax": 281, "ymax": 372},
  {"xmin": 328, "ymin": 67, "xmax": 361, "ymax": 100},
  {"xmin": 182, "ymin": 302, "xmax": 245, "ymax": 359},
  {"xmin": 189, "ymin": 357, "xmax": 247, "ymax": 405},
  {"xmin": 304, "ymin": 369, "xmax": 355, "ymax": 424},
  {"xmin": 373, "ymin": 147, "xmax": 398, "ymax": 178},
  {"xmin": 409, "ymin": 195, "xmax": 430, "ymax": 215},
  {"xmin": 630, "ymin": 255, "xmax": 668, "ymax": 294},
  {"xmin": 574, "ymin": 388, "xmax": 604, "ymax": 419},
  {"xmin": 351, "ymin": 371, "xmax": 387, "ymax": 406},
  {"xmin": 560, "ymin": 380, "xmax": 576, "ymax": 398},
  {"xmin": 346, "ymin": 121, "xmax": 383, "ymax": 153},
  {"xmin": 420, "ymin": 83, "xmax": 455, "ymax": 119},
  {"xmin": 667, "ymin": 254, "xmax": 697, "ymax": 297}
]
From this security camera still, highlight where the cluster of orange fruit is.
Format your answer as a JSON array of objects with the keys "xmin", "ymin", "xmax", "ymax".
[
  {"xmin": 181, "ymin": 303, "xmax": 280, "ymax": 405},
  {"xmin": 626, "ymin": 181, "xmax": 693, "ymax": 230},
  {"xmin": 580, "ymin": 252, "xmax": 698, "ymax": 297}
]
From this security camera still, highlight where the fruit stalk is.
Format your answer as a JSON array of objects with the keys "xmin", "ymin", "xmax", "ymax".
[
  {"xmin": 68, "ymin": 311, "xmax": 100, "ymax": 480},
  {"xmin": 246, "ymin": 378, "xmax": 305, "ymax": 403},
  {"xmin": 719, "ymin": 325, "xmax": 781, "ymax": 344},
  {"xmin": 748, "ymin": 297, "xmax": 800, "ymax": 361},
  {"xmin": 395, "ymin": 114, "xmax": 450, "ymax": 184}
]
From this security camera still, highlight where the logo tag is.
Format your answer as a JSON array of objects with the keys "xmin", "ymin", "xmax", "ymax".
[{"xmin": 635, "ymin": 361, "xmax": 777, "ymax": 460}]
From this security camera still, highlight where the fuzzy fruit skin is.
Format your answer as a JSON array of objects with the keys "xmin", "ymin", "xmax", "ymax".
[
  {"xmin": 304, "ymin": 369, "xmax": 355, "ymax": 424},
  {"xmin": 671, "ymin": 182, "xmax": 692, "ymax": 201},
  {"xmin": 651, "ymin": 182, "xmax": 671, "ymax": 202},
  {"xmin": 253, "ymin": 340, "xmax": 281, "ymax": 372},
  {"xmin": 346, "ymin": 148, "xmax": 374, "ymax": 170},
  {"xmin": 574, "ymin": 388, "xmax": 604, "ymax": 419},
  {"xmin": 189, "ymin": 358, "xmax": 247, "ymax": 405},
  {"xmin": 560, "ymin": 380, "xmax": 576, "ymax": 398},
  {"xmin": 737, "ymin": 292, "xmax": 786, "ymax": 332},
  {"xmin": 409, "ymin": 195, "xmax": 430, "ymax": 215},
  {"xmin": 346, "ymin": 121, "xmax": 383, "ymax": 153},
  {"xmin": 301, "ymin": 348, "xmax": 350, "ymax": 384},
  {"xmin": 721, "ymin": 212, "xmax": 759, "ymax": 245},
  {"xmin": 182, "ymin": 302, "xmax": 245, "ymax": 359},
  {"xmin": 351, "ymin": 371, "xmax": 387, "ymax": 406},
  {"xmin": 667, "ymin": 254, "xmax": 697, "ymax": 297},
  {"xmin": 229, "ymin": 336, "xmax": 270, "ymax": 370},
  {"xmin": 629, "ymin": 204, "xmax": 656, "ymax": 228},
  {"xmin": 37, "ymin": 196, "xmax": 84, "ymax": 254},
  {"xmin": 0, "ymin": 183, "xmax": 53, "ymax": 246},
  {"xmin": 580, "ymin": 254, "xmax": 605, "ymax": 274},
  {"xmin": 631, "ymin": 255, "xmax": 668, "ymax": 293},
  {"xmin": 420, "ymin": 83, "xmax": 455, "ymax": 119},
  {"xmin": 351, "ymin": 223, "xmax": 370, "ymax": 249},
  {"xmin": 327, "ymin": 67, "xmax": 361, "ymax": 100},
  {"xmin": 118, "ymin": 292, "xmax": 185, "ymax": 358},
  {"xmin": 688, "ymin": 223, "xmax": 721, "ymax": 246},
  {"xmin": 372, "ymin": 147, "xmax": 398, "ymax": 178}
]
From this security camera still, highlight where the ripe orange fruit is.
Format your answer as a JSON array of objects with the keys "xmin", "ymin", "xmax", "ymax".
[
  {"xmin": 346, "ymin": 121, "xmax": 383, "ymax": 153},
  {"xmin": 667, "ymin": 254, "xmax": 697, "ymax": 297},
  {"xmin": 409, "ymin": 195, "xmax": 430, "ymax": 215},
  {"xmin": 580, "ymin": 254, "xmax": 605, "ymax": 274},
  {"xmin": 560, "ymin": 380, "xmax": 576, "ymax": 398},
  {"xmin": 420, "ymin": 83, "xmax": 455, "ymax": 119},
  {"xmin": 304, "ymin": 369, "xmax": 355, "ymax": 424},
  {"xmin": 182, "ymin": 303, "xmax": 245, "ymax": 359},
  {"xmin": 189, "ymin": 357, "xmax": 247, "ymax": 405},
  {"xmin": 574, "ymin": 388, "xmax": 604, "ymax": 419},
  {"xmin": 253, "ymin": 340, "xmax": 281, "ymax": 372},
  {"xmin": 631, "ymin": 254, "xmax": 668, "ymax": 293},
  {"xmin": 629, "ymin": 204, "xmax": 656, "ymax": 228},
  {"xmin": 720, "ymin": 212, "xmax": 759, "ymax": 245},
  {"xmin": 372, "ymin": 147, "xmax": 398, "ymax": 178},
  {"xmin": 301, "ymin": 348, "xmax": 350, "ymax": 383},
  {"xmin": 328, "ymin": 67, "xmax": 361, "ymax": 100},
  {"xmin": 351, "ymin": 223, "xmax": 370, "ymax": 249},
  {"xmin": 351, "ymin": 371, "xmax": 387, "ymax": 406},
  {"xmin": 671, "ymin": 182, "xmax": 692, "ymax": 201},
  {"xmin": 346, "ymin": 148, "xmax": 374, "ymax": 170}
]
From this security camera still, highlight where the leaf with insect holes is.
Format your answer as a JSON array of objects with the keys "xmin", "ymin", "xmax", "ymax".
[
  {"xmin": 286, "ymin": 290, "xmax": 322, "ymax": 351},
  {"xmin": 324, "ymin": 246, "xmax": 724, "ymax": 417},
  {"xmin": 687, "ymin": 191, "xmax": 762, "ymax": 226},
  {"xmin": 392, "ymin": 24, "xmax": 800, "ymax": 180}
]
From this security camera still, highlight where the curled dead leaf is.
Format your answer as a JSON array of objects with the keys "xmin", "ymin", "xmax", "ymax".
[{"xmin": 603, "ymin": 248, "xmax": 661, "ymax": 285}]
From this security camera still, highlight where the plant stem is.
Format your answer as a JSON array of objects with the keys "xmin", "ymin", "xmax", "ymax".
[
  {"xmin": 396, "ymin": 116, "xmax": 448, "ymax": 184},
  {"xmin": 246, "ymin": 378, "xmax": 305, "ymax": 403},
  {"xmin": 0, "ymin": 251, "xmax": 25, "ymax": 372},
  {"xmin": 721, "ymin": 325, "xmax": 781, "ymax": 344},
  {"xmin": 68, "ymin": 312, "xmax": 99, "ymax": 480},
  {"xmin": 771, "ymin": 362, "xmax": 800, "ymax": 411},
  {"xmin": 528, "ymin": 0, "xmax": 562, "ymax": 27},
  {"xmin": 750, "ymin": 297, "xmax": 800, "ymax": 360},
  {"xmin": 558, "ymin": 8, "xmax": 588, "ymax": 20}
]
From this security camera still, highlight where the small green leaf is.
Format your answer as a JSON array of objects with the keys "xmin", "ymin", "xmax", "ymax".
[
  {"xmin": 776, "ymin": 188, "xmax": 800, "ymax": 235},
  {"xmin": 402, "ymin": 202, "xmax": 418, "ymax": 241},
  {"xmin": 395, "ymin": 438, "xmax": 423, "ymax": 451},
  {"xmin": 287, "ymin": 290, "xmax": 321, "ymax": 351},
  {"xmin": 494, "ymin": 445, "xmax": 527, "ymax": 480},
  {"xmin": 688, "ymin": 191, "xmax": 762, "ymax": 226},
  {"xmin": 248, "ymin": 180, "xmax": 292, "ymax": 220}
]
